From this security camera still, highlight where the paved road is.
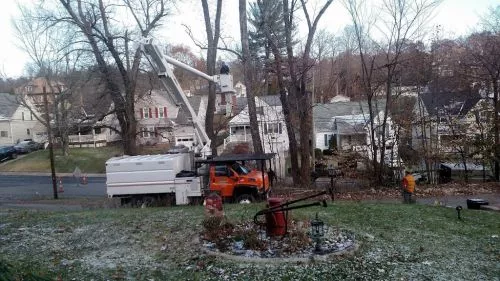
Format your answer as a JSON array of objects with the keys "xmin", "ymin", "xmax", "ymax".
[{"xmin": 0, "ymin": 175, "xmax": 106, "ymax": 201}]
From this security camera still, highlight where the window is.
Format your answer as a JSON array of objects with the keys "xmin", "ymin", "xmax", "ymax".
[
  {"xmin": 142, "ymin": 108, "xmax": 150, "ymax": 119},
  {"xmin": 27, "ymin": 129, "xmax": 30, "ymax": 135},
  {"xmin": 158, "ymin": 107, "xmax": 165, "ymax": 118},
  {"xmin": 215, "ymin": 165, "xmax": 229, "ymax": 176},
  {"xmin": 265, "ymin": 123, "xmax": 282, "ymax": 134},
  {"xmin": 26, "ymin": 86, "xmax": 32, "ymax": 92},
  {"xmin": 22, "ymin": 112, "xmax": 25, "ymax": 121},
  {"xmin": 30, "ymin": 112, "xmax": 33, "ymax": 120},
  {"xmin": 479, "ymin": 111, "xmax": 491, "ymax": 121},
  {"xmin": 220, "ymin": 93, "xmax": 226, "ymax": 105},
  {"xmin": 256, "ymin": 106, "xmax": 264, "ymax": 115},
  {"xmin": 141, "ymin": 128, "xmax": 152, "ymax": 138},
  {"xmin": 324, "ymin": 134, "xmax": 328, "ymax": 146},
  {"xmin": 0, "ymin": 131, "xmax": 7, "ymax": 137}
]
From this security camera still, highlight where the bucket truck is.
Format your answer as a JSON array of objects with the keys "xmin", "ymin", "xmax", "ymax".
[{"xmin": 105, "ymin": 38, "xmax": 270, "ymax": 206}]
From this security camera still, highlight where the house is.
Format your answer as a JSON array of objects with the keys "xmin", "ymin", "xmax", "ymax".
[
  {"xmin": 128, "ymin": 90, "xmax": 208, "ymax": 147},
  {"xmin": 226, "ymin": 95, "xmax": 289, "ymax": 176},
  {"xmin": 412, "ymin": 90, "xmax": 489, "ymax": 155},
  {"xmin": 15, "ymin": 77, "xmax": 64, "ymax": 108},
  {"xmin": 313, "ymin": 99, "xmax": 400, "ymax": 166},
  {"xmin": 234, "ymin": 81, "xmax": 247, "ymax": 98},
  {"xmin": 0, "ymin": 93, "xmax": 46, "ymax": 145}
]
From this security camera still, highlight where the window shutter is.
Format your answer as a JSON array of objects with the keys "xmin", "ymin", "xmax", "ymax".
[
  {"xmin": 324, "ymin": 134, "xmax": 328, "ymax": 146},
  {"xmin": 164, "ymin": 107, "xmax": 167, "ymax": 118},
  {"xmin": 149, "ymin": 108, "xmax": 152, "ymax": 119},
  {"xmin": 155, "ymin": 107, "xmax": 159, "ymax": 118},
  {"xmin": 140, "ymin": 109, "xmax": 144, "ymax": 119},
  {"xmin": 278, "ymin": 123, "xmax": 282, "ymax": 134},
  {"xmin": 264, "ymin": 123, "xmax": 268, "ymax": 134}
]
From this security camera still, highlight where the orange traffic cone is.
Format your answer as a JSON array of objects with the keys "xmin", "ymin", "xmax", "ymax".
[
  {"xmin": 58, "ymin": 177, "xmax": 64, "ymax": 193},
  {"xmin": 81, "ymin": 174, "xmax": 88, "ymax": 185}
]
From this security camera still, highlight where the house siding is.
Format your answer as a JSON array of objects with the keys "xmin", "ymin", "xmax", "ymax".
[{"xmin": 0, "ymin": 104, "xmax": 45, "ymax": 146}]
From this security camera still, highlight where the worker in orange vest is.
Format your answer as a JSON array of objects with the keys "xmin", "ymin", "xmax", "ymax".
[{"xmin": 402, "ymin": 169, "xmax": 416, "ymax": 203}]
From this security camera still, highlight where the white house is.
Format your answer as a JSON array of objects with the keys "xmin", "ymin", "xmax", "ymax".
[
  {"xmin": 226, "ymin": 95, "xmax": 288, "ymax": 176},
  {"xmin": 0, "ymin": 93, "xmax": 46, "ymax": 145},
  {"xmin": 313, "ymin": 100, "xmax": 400, "ymax": 166}
]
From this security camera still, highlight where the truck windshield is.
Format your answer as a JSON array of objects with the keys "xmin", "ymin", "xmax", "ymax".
[{"xmin": 231, "ymin": 163, "xmax": 250, "ymax": 175}]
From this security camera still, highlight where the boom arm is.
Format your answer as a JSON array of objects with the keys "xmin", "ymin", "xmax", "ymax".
[{"xmin": 142, "ymin": 38, "xmax": 233, "ymax": 157}]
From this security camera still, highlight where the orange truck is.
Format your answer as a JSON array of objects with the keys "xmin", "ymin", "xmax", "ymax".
[{"xmin": 197, "ymin": 154, "xmax": 274, "ymax": 203}]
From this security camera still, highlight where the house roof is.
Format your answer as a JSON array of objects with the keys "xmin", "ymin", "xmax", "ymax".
[
  {"xmin": 0, "ymin": 93, "xmax": 19, "ymax": 119},
  {"xmin": 16, "ymin": 77, "xmax": 65, "ymax": 95},
  {"xmin": 258, "ymin": 95, "xmax": 281, "ymax": 106},
  {"xmin": 313, "ymin": 100, "xmax": 386, "ymax": 132},
  {"xmin": 234, "ymin": 97, "xmax": 248, "ymax": 113},
  {"xmin": 187, "ymin": 96, "xmax": 202, "ymax": 115},
  {"xmin": 234, "ymin": 95, "xmax": 282, "ymax": 109},
  {"xmin": 420, "ymin": 91, "xmax": 481, "ymax": 117}
]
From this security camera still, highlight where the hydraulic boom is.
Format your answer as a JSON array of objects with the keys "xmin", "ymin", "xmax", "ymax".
[{"xmin": 141, "ymin": 38, "xmax": 234, "ymax": 157}]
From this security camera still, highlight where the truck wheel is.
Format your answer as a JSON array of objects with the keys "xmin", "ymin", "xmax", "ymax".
[{"xmin": 236, "ymin": 194, "xmax": 254, "ymax": 204}]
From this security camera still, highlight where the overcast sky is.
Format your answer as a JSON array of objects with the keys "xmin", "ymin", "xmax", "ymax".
[{"xmin": 0, "ymin": 0, "xmax": 497, "ymax": 78}]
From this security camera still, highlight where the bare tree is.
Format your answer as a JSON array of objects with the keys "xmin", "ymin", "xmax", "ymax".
[
  {"xmin": 343, "ymin": 0, "xmax": 440, "ymax": 184},
  {"xmin": 463, "ymin": 10, "xmax": 500, "ymax": 180},
  {"xmin": 32, "ymin": 0, "xmax": 174, "ymax": 156},
  {"xmin": 239, "ymin": 0, "xmax": 263, "ymax": 155},
  {"xmin": 199, "ymin": 0, "xmax": 223, "ymax": 155}
]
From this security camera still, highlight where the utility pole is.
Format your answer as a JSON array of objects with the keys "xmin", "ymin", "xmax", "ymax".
[
  {"xmin": 43, "ymin": 86, "xmax": 58, "ymax": 199},
  {"xmin": 312, "ymin": 71, "xmax": 316, "ymax": 172}
]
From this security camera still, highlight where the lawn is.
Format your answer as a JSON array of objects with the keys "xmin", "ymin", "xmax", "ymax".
[
  {"xmin": 0, "ymin": 146, "xmax": 122, "ymax": 174},
  {"xmin": 0, "ymin": 202, "xmax": 498, "ymax": 280}
]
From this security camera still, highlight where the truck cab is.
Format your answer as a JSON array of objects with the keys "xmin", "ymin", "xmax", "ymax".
[{"xmin": 208, "ymin": 161, "xmax": 269, "ymax": 203}]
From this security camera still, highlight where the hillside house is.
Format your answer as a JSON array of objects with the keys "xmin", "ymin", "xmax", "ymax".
[
  {"xmin": 15, "ymin": 77, "xmax": 64, "ymax": 108},
  {"xmin": 313, "ymin": 100, "xmax": 400, "ymax": 166},
  {"xmin": 0, "ymin": 93, "xmax": 46, "ymax": 145},
  {"xmin": 412, "ymin": 90, "xmax": 493, "ymax": 158}
]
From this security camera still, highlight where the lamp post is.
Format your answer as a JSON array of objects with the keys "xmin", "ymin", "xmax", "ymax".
[{"xmin": 310, "ymin": 212, "xmax": 325, "ymax": 253}]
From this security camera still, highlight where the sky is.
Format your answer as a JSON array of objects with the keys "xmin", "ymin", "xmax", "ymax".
[{"xmin": 0, "ymin": 0, "xmax": 497, "ymax": 78}]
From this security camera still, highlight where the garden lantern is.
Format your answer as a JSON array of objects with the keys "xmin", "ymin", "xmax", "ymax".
[
  {"xmin": 310, "ymin": 213, "xmax": 325, "ymax": 252},
  {"xmin": 456, "ymin": 205, "xmax": 463, "ymax": 220}
]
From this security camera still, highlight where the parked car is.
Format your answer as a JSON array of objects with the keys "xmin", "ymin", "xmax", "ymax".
[
  {"xmin": 23, "ymin": 139, "xmax": 45, "ymax": 150},
  {"xmin": 14, "ymin": 140, "xmax": 41, "ymax": 154},
  {"xmin": 0, "ymin": 146, "xmax": 17, "ymax": 162}
]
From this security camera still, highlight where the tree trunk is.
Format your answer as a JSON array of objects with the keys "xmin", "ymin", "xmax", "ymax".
[
  {"xmin": 239, "ymin": 0, "xmax": 263, "ymax": 155},
  {"xmin": 201, "ymin": 0, "xmax": 223, "ymax": 156},
  {"xmin": 493, "ymin": 78, "xmax": 499, "ymax": 181}
]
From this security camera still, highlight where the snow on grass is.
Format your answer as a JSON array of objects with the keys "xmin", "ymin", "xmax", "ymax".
[{"xmin": 0, "ymin": 202, "xmax": 499, "ymax": 280}]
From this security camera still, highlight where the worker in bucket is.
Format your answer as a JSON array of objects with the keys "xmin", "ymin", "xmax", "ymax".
[
  {"xmin": 402, "ymin": 169, "xmax": 416, "ymax": 203},
  {"xmin": 220, "ymin": 61, "xmax": 229, "ymax": 74}
]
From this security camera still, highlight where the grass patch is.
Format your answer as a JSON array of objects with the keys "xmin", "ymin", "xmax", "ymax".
[
  {"xmin": 0, "ymin": 146, "xmax": 122, "ymax": 173},
  {"xmin": 0, "ymin": 202, "xmax": 499, "ymax": 280}
]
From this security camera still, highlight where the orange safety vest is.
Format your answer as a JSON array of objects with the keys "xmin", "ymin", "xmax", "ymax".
[{"xmin": 402, "ymin": 174, "xmax": 416, "ymax": 193}]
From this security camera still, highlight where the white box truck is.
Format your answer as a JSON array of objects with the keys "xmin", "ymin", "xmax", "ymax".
[{"xmin": 106, "ymin": 153, "xmax": 204, "ymax": 205}]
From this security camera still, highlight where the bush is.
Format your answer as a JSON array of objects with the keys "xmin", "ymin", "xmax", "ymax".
[
  {"xmin": 314, "ymin": 148, "xmax": 323, "ymax": 160},
  {"xmin": 323, "ymin": 149, "xmax": 334, "ymax": 156}
]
